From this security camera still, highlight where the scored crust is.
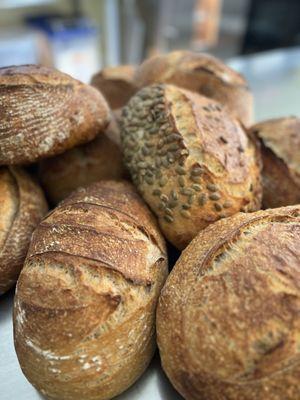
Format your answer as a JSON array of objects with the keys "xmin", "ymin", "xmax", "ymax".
[
  {"xmin": 157, "ymin": 205, "xmax": 300, "ymax": 400},
  {"xmin": 0, "ymin": 65, "xmax": 110, "ymax": 165},
  {"xmin": 14, "ymin": 180, "xmax": 168, "ymax": 400},
  {"xmin": 121, "ymin": 84, "xmax": 262, "ymax": 249}
]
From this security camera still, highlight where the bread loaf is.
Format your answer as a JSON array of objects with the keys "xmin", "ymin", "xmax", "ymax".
[
  {"xmin": 157, "ymin": 205, "xmax": 300, "ymax": 400},
  {"xmin": 0, "ymin": 65, "xmax": 110, "ymax": 165},
  {"xmin": 39, "ymin": 119, "xmax": 127, "ymax": 205},
  {"xmin": 91, "ymin": 65, "xmax": 137, "ymax": 110},
  {"xmin": 134, "ymin": 51, "xmax": 254, "ymax": 126},
  {"xmin": 121, "ymin": 84, "xmax": 262, "ymax": 249},
  {"xmin": 14, "ymin": 180, "xmax": 168, "ymax": 400},
  {"xmin": 0, "ymin": 166, "xmax": 47, "ymax": 294},
  {"xmin": 250, "ymin": 117, "xmax": 300, "ymax": 208}
]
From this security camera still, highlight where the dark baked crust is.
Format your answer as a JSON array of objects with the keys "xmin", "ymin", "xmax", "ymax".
[
  {"xmin": 0, "ymin": 166, "xmax": 48, "ymax": 294},
  {"xmin": 134, "ymin": 51, "xmax": 253, "ymax": 126},
  {"xmin": 91, "ymin": 65, "xmax": 137, "ymax": 109},
  {"xmin": 14, "ymin": 180, "xmax": 167, "ymax": 400},
  {"xmin": 250, "ymin": 117, "xmax": 300, "ymax": 208},
  {"xmin": 39, "ymin": 119, "xmax": 127, "ymax": 205},
  {"xmin": 121, "ymin": 84, "xmax": 262, "ymax": 249},
  {"xmin": 0, "ymin": 65, "xmax": 110, "ymax": 165},
  {"xmin": 157, "ymin": 205, "xmax": 300, "ymax": 400}
]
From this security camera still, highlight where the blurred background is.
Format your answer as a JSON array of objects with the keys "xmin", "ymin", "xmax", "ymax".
[{"xmin": 0, "ymin": 0, "xmax": 299, "ymax": 119}]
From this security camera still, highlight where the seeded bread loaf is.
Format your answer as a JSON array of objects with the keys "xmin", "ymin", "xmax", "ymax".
[
  {"xmin": 39, "ymin": 118, "xmax": 127, "ymax": 205},
  {"xmin": 121, "ymin": 84, "xmax": 262, "ymax": 249},
  {"xmin": 91, "ymin": 65, "xmax": 137, "ymax": 110},
  {"xmin": 250, "ymin": 117, "xmax": 300, "ymax": 208},
  {"xmin": 0, "ymin": 65, "xmax": 110, "ymax": 165},
  {"xmin": 134, "ymin": 51, "xmax": 254, "ymax": 126},
  {"xmin": 0, "ymin": 166, "xmax": 47, "ymax": 294},
  {"xmin": 14, "ymin": 180, "xmax": 168, "ymax": 400},
  {"xmin": 157, "ymin": 205, "xmax": 300, "ymax": 400}
]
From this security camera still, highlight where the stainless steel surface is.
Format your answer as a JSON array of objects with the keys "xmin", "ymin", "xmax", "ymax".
[{"xmin": 1, "ymin": 47, "xmax": 300, "ymax": 399}]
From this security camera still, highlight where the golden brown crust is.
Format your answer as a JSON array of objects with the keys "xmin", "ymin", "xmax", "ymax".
[
  {"xmin": 157, "ymin": 205, "xmax": 300, "ymax": 400},
  {"xmin": 250, "ymin": 117, "xmax": 300, "ymax": 208},
  {"xmin": 91, "ymin": 65, "xmax": 137, "ymax": 109},
  {"xmin": 39, "ymin": 118, "xmax": 127, "ymax": 205},
  {"xmin": 0, "ymin": 64, "xmax": 111, "ymax": 165},
  {"xmin": 0, "ymin": 166, "xmax": 48, "ymax": 294},
  {"xmin": 14, "ymin": 180, "xmax": 168, "ymax": 400},
  {"xmin": 134, "ymin": 51, "xmax": 254, "ymax": 126},
  {"xmin": 121, "ymin": 84, "xmax": 262, "ymax": 249}
]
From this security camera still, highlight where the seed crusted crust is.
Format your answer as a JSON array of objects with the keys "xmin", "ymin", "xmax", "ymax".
[
  {"xmin": 134, "ymin": 50, "xmax": 254, "ymax": 126},
  {"xmin": 250, "ymin": 117, "xmax": 300, "ymax": 208},
  {"xmin": 0, "ymin": 65, "xmax": 110, "ymax": 165},
  {"xmin": 121, "ymin": 84, "xmax": 262, "ymax": 249},
  {"xmin": 157, "ymin": 205, "xmax": 300, "ymax": 400},
  {"xmin": 0, "ymin": 166, "xmax": 48, "ymax": 294},
  {"xmin": 14, "ymin": 180, "xmax": 168, "ymax": 400}
]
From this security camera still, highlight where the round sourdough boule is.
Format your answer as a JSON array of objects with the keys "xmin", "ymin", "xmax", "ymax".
[
  {"xmin": 0, "ymin": 65, "xmax": 110, "ymax": 165},
  {"xmin": 39, "ymin": 118, "xmax": 127, "ymax": 205},
  {"xmin": 14, "ymin": 180, "xmax": 168, "ymax": 400},
  {"xmin": 91, "ymin": 65, "xmax": 137, "ymax": 110},
  {"xmin": 249, "ymin": 117, "xmax": 300, "ymax": 208},
  {"xmin": 134, "ymin": 50, "xmax": 254, "ymax": 126},
  {"xmin": 0, "ymin": 166, "xmax": 48, "ymax": 294},
  {"xmin": 121, "ymin": 84, "xmax": 262, "ymax": 249},
  {"xmin": 157, "ymin": 205, "xmax": 300, "ymax": 400}
]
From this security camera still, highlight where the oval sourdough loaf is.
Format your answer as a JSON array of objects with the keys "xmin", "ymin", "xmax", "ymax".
[
  {"xmin": 121, "ymin": 84, "xmax": 262, "ymax": 249},
  {"xmin": 91, "ymin": 65, "xmax": 137, "ymax": 110},
  {"xmin": 249, "ymin": 116, "xmax": 300, "ymax": 208},
  {"xmin": 157, "ymin": 205, "xmax": 300, "ymax": 400},
  {"xmin": 14, "ymin": 180, "xmax": 168, "ymax": 400},
  {"xmin": 0, "ymin": 65, "xmax": 110, "ymax": 165},
  {"xmin": 0, "ymin": 166, "xmax": 47, "ymax": 294},
  {"xmin": 39, "ymin": 119, "xmax": 127, "ymax": 205},
  {"xmin": 134, "ymin": 50, "xmax": 253, "ymax": 126}
]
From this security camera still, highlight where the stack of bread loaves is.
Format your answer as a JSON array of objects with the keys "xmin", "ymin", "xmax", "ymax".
[
  {"xmin": 0, "ymin": 50, "xmax": 298, "ymax": 400},
  {"xmin": 0, "ymin": 64, "xmax": 111, "ymax": 294}
]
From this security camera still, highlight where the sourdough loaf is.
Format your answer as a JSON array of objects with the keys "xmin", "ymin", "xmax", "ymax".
[
  {"xmin": 157, "ymin": 205, "xmax": 300, "ymax": 400},
  {"xmin": 0, "ymin": 65, "xmax": 110, "ymax": 165},
  {"xmin": 121, "ymin": 84, "xmax": 262, "ymax": 249},
  {"xmin": 134, "ymin": 51, "xmax": 253, "ymax": 126},
  {"xmin": 14, "ymin": 180, "xmax": 168, "ymax": 400},
  {"xmin": 0, "ymin": 166, "xmax": 47, "ymax": 294},
  {"xmin": 39, "ymin": 118, "xmax": 127, "ymax": 205},
  {"xmin": 91, "ymin": 65, "xmax": 137, "ymax": 110},
  {"xmin": 250, "ymin": 117, "xmax": 300, "ymax": 208}
]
